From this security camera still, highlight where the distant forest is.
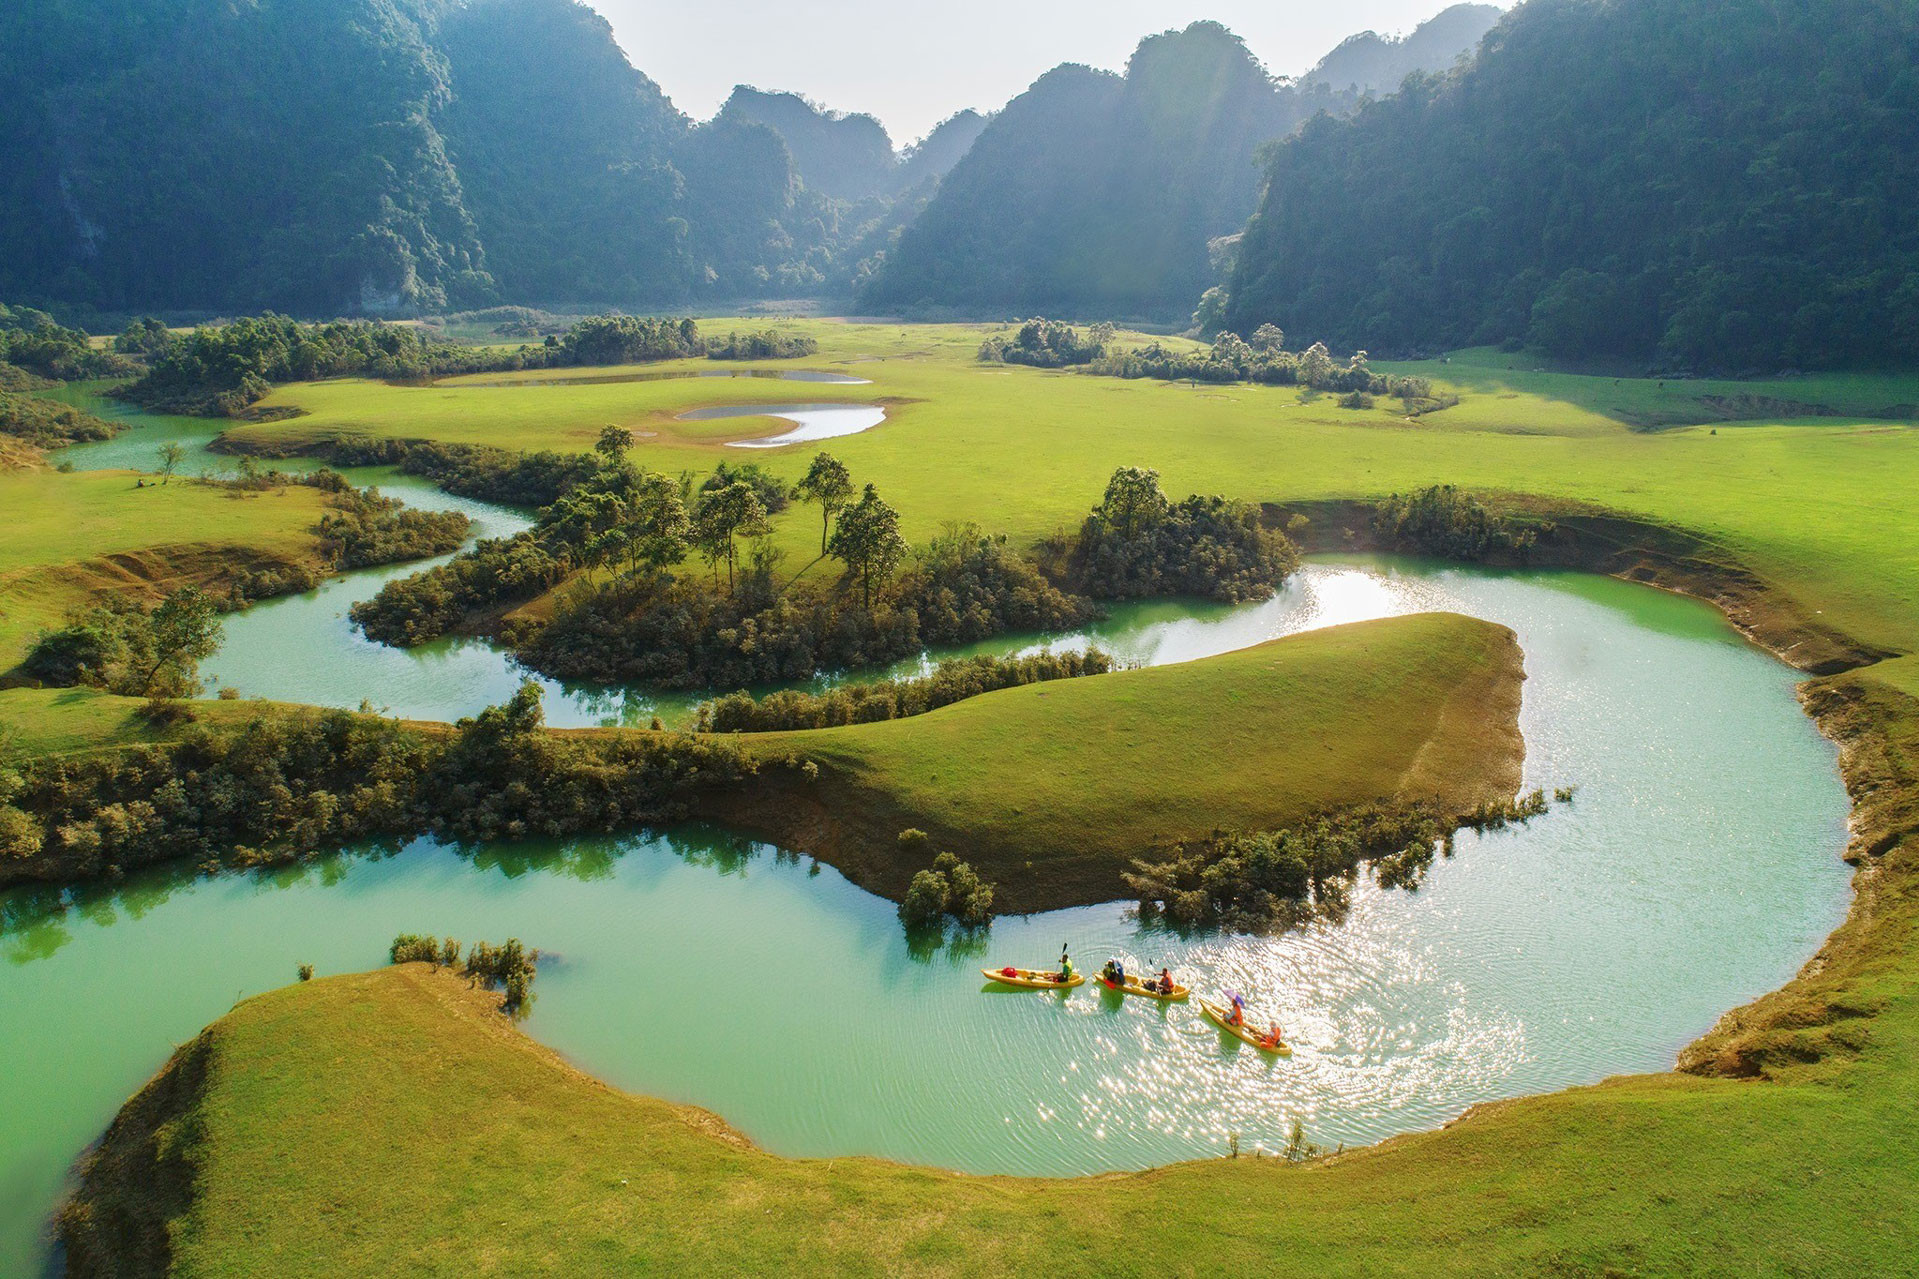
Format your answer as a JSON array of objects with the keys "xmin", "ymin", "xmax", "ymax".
[
  {"xmin": 1224, "ymin": 0, "xmax": 1919, "ymax": 371},
  {"xmin": 0, "ymin": 0, "xmax": 983, "ymax": 315},
  {"xmin": 5, "ymin": 0, "xmax": 1917, "ymax": 373}
]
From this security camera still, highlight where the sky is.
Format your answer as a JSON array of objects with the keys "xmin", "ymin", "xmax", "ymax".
[{"xmin": 596, "ymin": 1, "xmax": 1488, "ymax": 144}]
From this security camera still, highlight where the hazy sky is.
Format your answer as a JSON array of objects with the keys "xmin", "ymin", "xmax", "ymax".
[{"xmin": 597, "ymin": 1, "xmax": 1491, "ymax": 143}]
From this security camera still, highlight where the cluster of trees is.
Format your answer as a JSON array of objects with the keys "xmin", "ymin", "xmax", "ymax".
[
  {"xmin": 122, "ymin": 313, "xmax": 821, "ymax": 418},
  {"xmin": 325, "ymin": 438, "xmax": 600, "ymax": 509},
  {"xmin": 359, "ymin": 456, "xmax": 1298, "ymax": 690},
  {"xmin": 1223, "ymin": 0, "xmax": 1919, "ymax": 371},
  {"xmin": 390, "ymin": 932, "xmax": 539, "ymax": 1010},
  {"xmin": 1372, "ymin": 485, "xmax": 1540, "ymax": 562},
  {"xmin": 702, "ymin": 649, "xmax": 1115, "ymax": 733},
  {"xmin": 22, "ymin": 587, "xmax": 223, "ymax": 700},
  {"xmin": 310, "ymin": 477, "xmax": 472, "ymax": 570},
  {"xmin": 1089, "ymin": 327, "xmax": 1445, "ymax": 408},
  {"xmin": 0, "ymin": 385, "xmax": 119, "ymax": 450},
  {"xmin": 1070, "ymin": 467, "xmax": 1298, "ymax": 603},
  {"xmin": 0, "ymin": 682, "xmax": 755, "ymax": 887},
  {"xmin": 1125, "ymin": 804, "xmax": 1451, "ymax": 934},
  {"xmin": 897, "ymin": 832, "xmax": 995, "ymax": 928},
  {"xmin": 0, "ymin": 304, "xmax": 133, "ymax": 382},
  {"xmin": 977, "ymin": 319, "xmax": 1113, "ymax": 368},
  {"xmin": 1125, "ymin": 789, "xmax": 1561, "ymax": 934}
]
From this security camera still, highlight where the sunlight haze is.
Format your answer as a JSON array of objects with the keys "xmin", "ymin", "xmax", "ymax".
[{"xmin": 603, "ymin": 0, "xmax": 1494, "ymax": 141}]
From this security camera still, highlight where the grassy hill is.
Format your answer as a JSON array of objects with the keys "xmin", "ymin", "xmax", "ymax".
[
  {"xmin": 0, "ymin": 468, "xmax": 333, "ymax": 668},
  {"xmin": 702, "ymin": 613, "xmax": 1525, "ymax": 911},
  {"xmin": 62, "ymin": 959, "xmax": 1918, "ymax": 1275}
]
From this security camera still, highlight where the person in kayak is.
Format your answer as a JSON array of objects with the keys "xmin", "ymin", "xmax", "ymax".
[
  {"xmin": 1157, "ymin": 967, "xmax": 1174, "ymax": 995},
  {"xmin": 1259, "ymin": 1022, "xmax": 1286, "ymax": 1050},
  {"xmin": 1228, "ymin": 993, "xmax": 1247, "ymax": 1027},
  {"xmin": 1056, "ymin": 946, "xmax": 1075, "ymax": 984},
  {"xmin": 1100, "ymin": 959, "xmax": 1120, "ymax": 985}
]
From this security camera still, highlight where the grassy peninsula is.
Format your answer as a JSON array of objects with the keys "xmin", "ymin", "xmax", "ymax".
[
  {"xmin": 62, "ymin": 957, "xmax": 1918, "ymax": 1276},
  {"xmin": 704, "ymin": 612, "xmax": 1525, "ymax": 910}
]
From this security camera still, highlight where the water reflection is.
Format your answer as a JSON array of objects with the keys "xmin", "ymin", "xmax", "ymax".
[{"xmin": 675, "ymin": 401, "xmax": 890, "ymax": 448}]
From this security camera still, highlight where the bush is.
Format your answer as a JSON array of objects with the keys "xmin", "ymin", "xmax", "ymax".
[
  {"xmin": 896, "ymin": 839, "xmax": 996, "ymax": 928},
  {"xmin": 977, "ymin": 318, "xmax": 1114, "ymax": 368},
  {"xmin": 1373, "ymin": 486, "xmax": 1538, "ymax": 561},
  {"xmin": 1071, "ymin": 467, "xmax": 1299, "ymax": 603}
]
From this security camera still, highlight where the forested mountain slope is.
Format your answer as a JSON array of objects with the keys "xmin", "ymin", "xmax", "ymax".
[
  {"xmin": 1225, "ymin": 0, "xmax": 1919, "ymax": 370},
  {"xmin": 1303, "ymin": 3, "xmax": 1500, "ymax": 93},
  {"xmin": 863, "ymin": 22, "xmax": 1335, "ymax": 320},
  {"xmin": 862, "ymin": 9, "xmax": 1493, "ymax": 321},
  {"xmin": 0, "ymin": 0, "xmax": 839, "ymax": 312}
]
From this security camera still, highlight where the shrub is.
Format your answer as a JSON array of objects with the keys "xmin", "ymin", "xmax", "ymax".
[
  {"xmin": 1373, "ymin": 486, "xmax": 1538, "ymax": 562},
  {"xmin": 896, "ymin": 837, "xmax": 996, "ymax": 928},
  {"xmin": 1071, "ymin": 467, "xmax": 1299, "ymax": 603}
]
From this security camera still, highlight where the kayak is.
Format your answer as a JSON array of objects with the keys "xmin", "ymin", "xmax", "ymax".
[
  {"xmin": 983, "ymin": 966, "xmax": 1085, "ymax": 990},
  {"xmin": 1099, "ymin": 973, "xmax": 1189, "ymax": 1001},
  {"xmin": 1198, "ymin": 998, "xmax": 1292, "ymax": 1055}
]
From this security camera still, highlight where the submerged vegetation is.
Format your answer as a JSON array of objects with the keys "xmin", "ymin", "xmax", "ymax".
[{"xmin": 1126, "ymin": 789, "xmax": 1559, "ymax": 934}]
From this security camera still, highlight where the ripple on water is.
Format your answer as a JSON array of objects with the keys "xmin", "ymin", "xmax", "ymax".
[{"xmin": 0, "ymin": 549, "xmax": 1857, "ymax": 1269}]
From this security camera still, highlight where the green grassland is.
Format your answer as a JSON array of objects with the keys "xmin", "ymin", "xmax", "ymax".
[
  {"xmin": 22, "ymin": 321, "xmax": 1919, "ymax": 1273},
  {"xmin": 0, "ymin": 468, "xmax": 334, "ymax": 667},
  {"xmin": 704, "ymin": 613, "xmax": 1524, "ymax": 911},
  {"xmin": 62, "ymin": 959, "xmax": 1918, "ymax": 1276},
  {"xmin": 213, "ymin": 320, "xmax": 1919, "ymax": 658}
]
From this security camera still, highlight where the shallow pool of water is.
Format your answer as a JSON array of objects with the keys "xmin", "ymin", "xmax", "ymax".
[
  {"xmin": 677, "ymin": 401, "xmax": 889, "ymax": 448},
  {"xmin": 0, "ymin": 558, "xmax": 1853, "ymax": 1270}
]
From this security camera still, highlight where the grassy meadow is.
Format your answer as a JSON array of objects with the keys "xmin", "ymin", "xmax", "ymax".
[
  {"xmin": 0, "ymin": 468, "xmax": 333, "ymax": 667},
  {"xmin": 16, "ymin": 319, "xmax": 1919, "ymax": 1274},
  {"xmin": 713, "ymin": 613, "xmax": 1525, "ymax": 910},
  {"xmin": 213, "ymin": 320, "xmax": 1919, "ymax": 657}
]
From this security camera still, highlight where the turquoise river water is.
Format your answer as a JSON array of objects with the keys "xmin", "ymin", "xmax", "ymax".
[{"xmin": 0, "ymin": 399, "xmax": 1856, "ymax": 1271}]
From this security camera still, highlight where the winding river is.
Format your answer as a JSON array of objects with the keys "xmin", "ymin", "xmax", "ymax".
[{"xmin": 0, "ymin": 397, "xmax": 1855, "ymax": 1270}]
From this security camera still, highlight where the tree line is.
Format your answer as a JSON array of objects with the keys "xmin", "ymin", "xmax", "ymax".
[
  {"xmin": 0, "ymin": 681, "xmax": 756, "ymax": 890},
  {"xmin": 354, "ymin": 449, "xmax": 1298, "ymax": 690},
  {"xmin": 119, "ymin": 314, "xmax": 819, "ymax": 417}
]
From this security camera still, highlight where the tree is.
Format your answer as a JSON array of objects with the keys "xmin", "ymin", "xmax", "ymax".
[
  {"xmin": 691, "ymin": 481, "xmax": 770, "ymax": 592},
  {"xmin": 616, "ymin": 471, "xmax": 692, "ymax": 575},
  {"xmin": 827, "ymin": 483, "xmax": 907, "ymax": 608},
  {"xmin": 156, "ymin": 442, "xmax": 185, "ymax": 485},
  {"xmin": 793, "ymin": 451, "xmax": 853, "ymax": 555},
  {"xmin": 1250, "ymin": 323, "xmax": 1286, "ymax": 352},
  {"xmin": 126, "ymin": 587, "xmax": 223, "ymax": 698},
  {"xmin": 1094, "ymin": 466, "xmax": 1168, "ymax": 539},
  {"xmin": 595, "ymin": 425, "xmax": 634, "ymax": 463}
]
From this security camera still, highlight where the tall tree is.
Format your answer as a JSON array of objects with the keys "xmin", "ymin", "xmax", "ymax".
[
  {"xmin": 692, "ymin": 481, "xmax": 770, "ymax": 593},
  {"xmin": 793, "ymin": 451, "xmax": 853, "ymax": 555},
  {"xmin": 827, "ymin": 483, "xmax": 907, "ymax": 609}
]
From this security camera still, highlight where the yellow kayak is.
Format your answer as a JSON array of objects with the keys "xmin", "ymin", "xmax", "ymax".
[
  {"xmin": 1198, "ymin": 998, "xmax": 1293, "ymax": 1056},
  {"xmin": 1098, "ymin": 973, "xmax": 1189, "ymax": 1001},
  {"xmin": 983, "ymin": 966, "xmax": 1085, "ymax": 990}
]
